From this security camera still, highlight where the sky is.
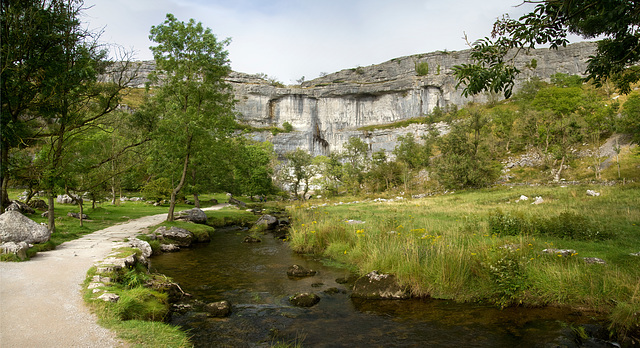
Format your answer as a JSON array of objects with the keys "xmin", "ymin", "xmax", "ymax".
[{"xmin": 82, "ymin": 0, "xmax": 577, "ymax": 84}]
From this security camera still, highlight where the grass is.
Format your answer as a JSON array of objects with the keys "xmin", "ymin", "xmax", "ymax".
[
  {"xmin": 287, "ymin": 184, "xmax": 640, "ymax": 340},
  {"xmin": 83, "ymin": 264, "xmax": 192, "ymax": 348}
]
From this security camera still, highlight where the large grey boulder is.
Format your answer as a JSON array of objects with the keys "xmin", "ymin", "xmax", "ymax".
[
  {"xmin": 127, "ymin": 238, "xmax": 153, "ymax": 259},
  {"xmin": 351, "ymin": 270, "xmax": 410, "ymax": 300},
  {"xmin": 6, "ymin": 201, "xmax": 35, "ymax": 215},
  {"xmin": 0, "ymin": 211, "xmax": 50, "ymax": 244},
  {"xmin": 155, "ymin": 226, "xmax": 194, "ymax": 247},
  {"xmin": 27, "ymin": 199, "xmax": 48, "ymax": 211},
  {"xmin": 56, "ymin": 194, "xmax": 79, "ymax": 204},
  {"xmin": 175, "ymin": 208, "xmax": 207, "ymax": 224},
  {"xmin": 255, "ymin": 214, "xmax": 278, "ymax": 230}
]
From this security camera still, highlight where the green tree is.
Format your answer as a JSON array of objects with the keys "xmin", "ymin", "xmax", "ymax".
[
  {"xmin": 434, "ymin": 113, "xmax": 500, "ymax": 189},
  {"xmin": 341, "ymin": 137, "xmax": 369, "ymax": 194},
  {"xmin": 622, "ymin": 93, "xmax": 640, "ymax": 144},
  {"xmin": 453, "ymin": 0, "xmax": 640, "ymax": 98},
  {"xmin": 230, "ymin": 139, "xmax": 277, "ymax": 198},
  {"xmin": 147, "ymin": 13, "xmax": 236, "ymax": 221},
  {"xmin": 281, "ymin": 148, "xmax": 314, "ymax": 199}
]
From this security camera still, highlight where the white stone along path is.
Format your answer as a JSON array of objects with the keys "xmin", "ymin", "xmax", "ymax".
[{"xmin": 0, "ymin": 204, "xmax": 227, "ymax": 348}]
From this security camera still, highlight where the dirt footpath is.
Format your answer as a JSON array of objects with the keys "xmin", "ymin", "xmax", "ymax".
[{"xmin": 0, "ymin": 205, "xmax": 227, "ymax": 348}]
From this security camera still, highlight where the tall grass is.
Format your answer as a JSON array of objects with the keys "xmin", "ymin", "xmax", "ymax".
[{"xmin": 287, "ymin": 184, "xmax": 640, "ymax": 338}]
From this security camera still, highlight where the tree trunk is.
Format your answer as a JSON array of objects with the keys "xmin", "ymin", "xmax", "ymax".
[
  {"xmin": 47, "ymin": 193, "xmax": 56, "ymax": 234},
  {"xmin": 0, "ymin": 142, "xmax": 9, "ymax": 213},
  {"xmin": 78, "ymin": 198, "xmax": 84, "ymax": 227},
  {"xmin": 167, "ymin": 135, "xmax": 192, "ymax": 222},
  {"xmin": 554, "ymin": 156, "xmax": 566, "ymax": 182},
  {"xmin": 193, "ymin": 193, "xmax": 200, "ymax": 208}
]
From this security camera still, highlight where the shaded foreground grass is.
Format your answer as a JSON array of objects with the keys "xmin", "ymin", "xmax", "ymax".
[{"xmin": 287, "ymin": 184, "xmax": 640, "ymax": 341}]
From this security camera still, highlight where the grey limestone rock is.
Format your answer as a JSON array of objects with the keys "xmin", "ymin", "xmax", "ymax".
[
  {"xmin": 255, "ymin": 214, "xmax": 278, "ymax": 230},
  {"xmin": 0, "ymin": 211, "xmax": 50, "ymax": 244},
  {"xmin": 6, "ymin": 201, "xmax": 35, "ymax": 215},
  {"xmin": 175, "ymin": 207, "xmax": 207, "ymax": 224},
  {"xmin": 0, "ymin": 241, "xmax": 30, "ymax": 260},
  {"xmin": 351, "ymin": 270, "xmax": 410, "ymax": 300},
  {"xmin": 155, "ymin": 226, "xmax": 194, "ymax": 247}
]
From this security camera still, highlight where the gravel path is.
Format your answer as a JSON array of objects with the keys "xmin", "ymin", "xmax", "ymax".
[{"xmin": 0, "ymin": 205, "xmax": 228, "ymax": 348}]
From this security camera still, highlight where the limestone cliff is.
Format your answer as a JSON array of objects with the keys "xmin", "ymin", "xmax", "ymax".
[{"xmin": 131, "ymin": 42, "xmax": 597, "ymax": 157}]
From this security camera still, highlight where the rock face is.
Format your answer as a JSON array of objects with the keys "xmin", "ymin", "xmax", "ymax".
[
  {"xmin": 351, "ymin": 270, "xmax": 410, "ymax": 299},
  {"xmin": 175, "ymin": 208, "xmax": 207, "ymax": 224},
  {"xmin": 129, "ymin": 42, "xmax": 596, "ymax": 158},
  {"xmin": 0, "ymin": 211, "xmax": 50, "ymax": 244}
]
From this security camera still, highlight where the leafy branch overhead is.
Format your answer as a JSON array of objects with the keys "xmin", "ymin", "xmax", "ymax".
[{"xmin": 453, "ymin": 0, "xmax": 640, "ymax": 98}]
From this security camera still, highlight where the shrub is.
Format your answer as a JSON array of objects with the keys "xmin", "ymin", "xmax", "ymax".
[
  {"xmin": 141, "ymin": 178, "xmax": 172, "ymax": 202},
  {"xmin": 282, "ymin": 121, "xmax": 293, "ymax": 132},
  {"xmin": 488, "ymin": 209, "xmax": 533, "ymax": 236},
  {"xmin": 415, "ymin": 61, "xmax": 429, "ymax": 76},
  {"xmin": 487, "ymin": 251, "xmax": 527, "ymax": 308},
  {"xmin": 539, "ymin": 211, "xmax": 611, "ymax": 241}
]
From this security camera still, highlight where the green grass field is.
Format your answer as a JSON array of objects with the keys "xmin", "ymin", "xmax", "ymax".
[{"xmin": 287, "ymin": 184, "xmax": 640, "ymax": 339}]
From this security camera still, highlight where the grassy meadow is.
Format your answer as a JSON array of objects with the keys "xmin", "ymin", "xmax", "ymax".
[{"xmin": 287, "ymin": 183, "xmax": 640, "ymax": 338}]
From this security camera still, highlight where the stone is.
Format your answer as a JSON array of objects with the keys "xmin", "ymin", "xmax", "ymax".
[
  {"xmin": 532, "ymin": 196, "xmax": 544, "ymax": 205},
  {"xmin": 67, "ymin": 212, "xmax": 89, "ymax": 220},
  {"xmin": 228, "ymin": 197, "xmax": 246, "ymax": 207},
  {"xmin": 205, "ymin": 300, "xmax": 231, "ymax": 317},
  {"xmin": 6, "ymin": 201, "xmax": 35, "ymax": 215},
  {"xmin": 27, "ymin": 199, "xmax": 48, "ymax": 211},
  {"xmin": 0, "ymin": 241, "xmax": 30, "ymax": 260},
  {"xmin": 586, "ymin": 190, "xmax": 601, "ymax": 197},
  {"xmin": 175, "ymin": 208, "xmax": 207, "ymax": 224},
  {"xmin": 287, "ymin": 264, "xmax": 317, "ymax": 278},
  {"xmin": 243, "ymin": 236, "xmax": 262, "ymax": 243},
  {"xmin": 56, "ymin": 194, "xmax": 78, "ymax": 204},
  {"xmin": 97, "ymin": 293, "xmax": 120, "ymax": 302},
  {"xmin": 128, "ymin": 238, "xmax": 153, "ymax": 259},
  {"xmin": 255, "ymin": 214, "xmax": 278, "ymax": 230},
  {"xmin": 630, "ymin": 252, "xmax": 640, "ymax": 257},
  {"xmin": 583, "ymin": 257, "xmax": 606, "ymax": 265},
  {"xmin": 0, "ymin": 211, "xmax": 51, "ymax": 244},
  {"xmin": 542, "ymin": 248, "xmax": 577, "ymax": 257},
  {"xmin": 289, "ymin": 293, "xmax": 320, "ymax": 307},
  {"xmin": 351, "ymin": 270, "xmax": 410, "ymax": 299},
  {"xmin": 345, "ymin": 219, "xmax": 366, "ymax": 225},
  {"xmin": 160, "ymin": 244, "xmax": 180, "ymax": 252},
  {"xmin": 155, "ymin": 226, "xmax": 194, "ymax": 247}
]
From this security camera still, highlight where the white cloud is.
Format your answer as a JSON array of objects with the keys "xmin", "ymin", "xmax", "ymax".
[{"xmin": 82, "ymin": 0, "xmax": 573, "ymax": 84}]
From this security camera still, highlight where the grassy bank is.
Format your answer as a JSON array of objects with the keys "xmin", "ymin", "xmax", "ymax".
[{"xmin": 286, "ymin": 184, "xmax": 640, "ymax": 340}]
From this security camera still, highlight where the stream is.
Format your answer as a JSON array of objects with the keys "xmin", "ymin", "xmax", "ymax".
[{"xmin": 150, "ymin": 226, "xmax": 613, "ymax": 347}]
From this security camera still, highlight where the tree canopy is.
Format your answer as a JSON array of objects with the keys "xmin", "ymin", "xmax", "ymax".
[{"xmin": 453, "ymin": 0, "xmax": 640, "ymax": 98}]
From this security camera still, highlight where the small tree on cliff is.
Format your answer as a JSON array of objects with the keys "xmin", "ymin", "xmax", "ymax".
[{"xmin": 147, "ymin": 13, "xmax": 235, "ymax": 221}]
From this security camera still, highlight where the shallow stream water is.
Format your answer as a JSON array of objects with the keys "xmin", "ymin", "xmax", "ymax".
[{"xmin": 150, "ymin": 226, "xmax": 612, "ymax": 347}]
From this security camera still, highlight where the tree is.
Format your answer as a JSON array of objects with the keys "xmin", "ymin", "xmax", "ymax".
[
  {"xmin": 1, "ymin": 0, "xmax": 84, "ymax": 211},
  {"xmin": 622, "ymin": 93, "xmax": 640, "ymax": 144},
  {"xmin": 281, "ymin": 148, "xmax": 314, "ymax": 199},
  {"xmin": 147, "ymin": 13, "xmax": 236, "ymax": 221},
  {"xmin": 434, "ymin": 113, "xmax": 500, "ymax": 189},
  {"xmin": 453, "ymin": 0, "xmax": 640, "ymax": 98},
  {"xmin": 2, "ymin": 0, "xmax": 136, "ymax": 231},
  {"xmin": 341, "ymin": 137, "xmax": 369, "ymax": 194}
]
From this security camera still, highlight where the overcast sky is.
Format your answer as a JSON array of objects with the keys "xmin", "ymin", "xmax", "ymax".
[{"xmin": 82, "ymin": 0, "xmax": 574, "ymax": 84}]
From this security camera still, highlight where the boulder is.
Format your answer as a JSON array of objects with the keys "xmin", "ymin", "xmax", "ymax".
[
  {"xmin": 243, "ymin": 235, "xmax": 262, "ymax": 243},
  {"xmin": 27, "ymin": 199, "xmax": 48, "ymax": 211},
  {"xmin": 542, "ymin": 248, "xmax": 577, "ymax": 257},
  {"xmin": 97, "ymin": 293, "xmax": 120, "ymax": 303},
  {"xmin": 205, "ymin": 300, "xmax": 231, "ymax": 317},
  {"xmin": 351, "ymin": 270, "xmax": 410, "ymax": 300},
  {"xmin": 255, "ymin": 214, "xmax": 278, "ymax": 230},
  {"xmin": 287, "ymin": 264, "xmax": 317, "ymax": 278},
  {"xmin": 175, "ymin": 208, "xmax": 207, "ymax": 224},
  {"xmin": 228, "ymin": 197, "xmax": 246, "ymax": 207},
  {"xmin": 128, "ymin": 238, "xmax": 153, "ymax": 259},
  {"xmin": 155, "ymin": 226, "xmax": 194, "ymax": 247},
  {"xmin": 586, "ymin": 190, "xmax": 601, "ymax": 197},
  {"xmin": 0, "ymin": 211, "xmax": 50, "ymax": 244},
  {"xmin": 289, "ymin": 293, "xmax": 320, "ymax": 307},
  {"xmin": 67, "ymin": 212, "xmax": 89, "ymax": 220},
  {"xmin": 6, "ymin": 201, "xmax": 35, "ymax": 215},
  {"xmin": 583, "ymin": 257, "xmax": 606, "ymax": 265},
  {"xmin": 0, "ymin": 241, "xmax": 30, "ymax": 260},
  {"xmin": 160, "ymin": 244, "xmax": 181, "ymax": 252},
  {"xmin": 56, "ymin": 194, "xmax": 79, "ymax": 204}
]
